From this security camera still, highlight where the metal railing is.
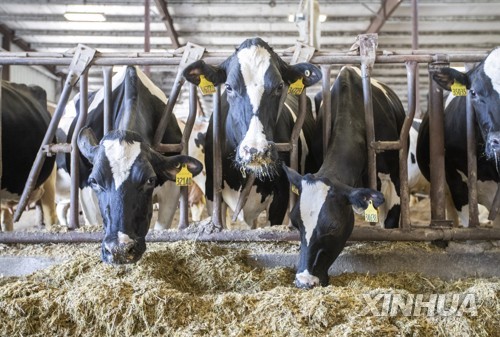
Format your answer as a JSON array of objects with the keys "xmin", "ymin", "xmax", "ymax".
[{"xmin": 1, "ymin": 37, "xmax": 499, "ymax": 243}]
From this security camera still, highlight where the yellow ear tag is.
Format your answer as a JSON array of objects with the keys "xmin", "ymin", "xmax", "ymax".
[
  {"xmin": 288, "ymin": 78, "xmax": 304, "ymax": 95},
  {"xmin": 199, "ymin": 75, "xmax": 216, "ymax": 95},
  {"xmin": 451, "ymin": 81, "xmax": 467, "ymax": 96},
  {"xmin": 175, "ymin": 164, "xmax": 193, "ymax": 186},
  {"xmin": 291, "ymin": 184, "xmax": 300, "ymax": 195},
  {"xmin": 364, "ymin": 200, "xmax": 379, "ymax": 223}
]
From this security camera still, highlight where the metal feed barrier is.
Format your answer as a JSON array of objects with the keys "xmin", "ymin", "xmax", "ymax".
[{"xmin": 1, "ymin": 34, "xmax": 499, "ymax": 243}]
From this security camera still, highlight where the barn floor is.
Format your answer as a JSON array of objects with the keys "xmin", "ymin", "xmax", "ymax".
[
  {"xmin": 0, "ymin": 198, "xmax": 499, "ymax": 336},
  {"xmin": 0, "ymin": 240, "xmax": 499, "ymax": 337}
]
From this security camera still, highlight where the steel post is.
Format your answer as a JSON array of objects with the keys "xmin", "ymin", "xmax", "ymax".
[
  {"xmin": 321, "ymin": 65, "xmax": 331, "ymax": 159},
  {"xmin": 102, "ymin": 66, "xmax": 113, "ymax": 134},
  {"xmin": 212, "ymin": 85, "xmax": 223, "ymax": 230},
  {"xmin": 427, "ymin": 59, "xmax": 449, "ymax": 224},
  {"xmin": 360, "ymin": 34, "xmax": 378, "ymax": 191}
]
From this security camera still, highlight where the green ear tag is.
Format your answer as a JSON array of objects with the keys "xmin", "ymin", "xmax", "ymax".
[
  {"xmin": 291, "ymin": 184, "xmax": 300, "ymax": 195},
  {"xmin": 364, "ymin": 200, "xmax": 378, "ymax": 223},
  {"xmin": 175, "ymin": 164, "xmax": 193, "ymax": 186},
  {"xmin": 451, "ymin": 81, "xmax": 467, "ymax": 96},
  {"xmin": 199, "ymin": 75, "xmax": 216, "ymax": 95},
  {"xmin": 288, "ymin": 78, "xmax": 304, "ymax": 95}
]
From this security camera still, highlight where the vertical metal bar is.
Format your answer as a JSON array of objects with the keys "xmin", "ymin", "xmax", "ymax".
[
  {"xmin": 428, "ymin": 63, "xmax": 447, "ymax": 222},
  {"xmin": 289, "ymin": 89, "xmax": 308, "ymax": 212},
  {"xmin": 178, "ymin": 83, "xmax": 197, "ymax": 229},
  {"xmin": 399, "ymin": 61, "xmax": 418, "ymax": 229},
  {"xmin": 466, "ymin": 90, "xmax": 479, "ymax": 227},
  {"xmin": 144, "ymin": 0, "xmax": 151, "ymax": 76},
  {"xmin": 360, "ymin": 34, "xmax": 378, "ymax": 191},
  {"xmin": 212, "ymin": 85, "xmax": 223, "ymax": 229},
  {"xmin": 321, "ymin": 65, "xmax": 331, "ymax": 159},
  {"xmin": 69, "ymin": 71, "xmax": 89, "ymax": 229},
  {"xmin": 411, "ymin": 0, "xmax": 421, "ymax": 117},
  {"xmin": 102, "ymin": 66, "xmax": 113, "ymax": 134},
  {"xmin": 361, "ymin": 65, "xmax": 377, "ymax": 191},
  {"xmin": 0, "ymin": 66, "xmax": 3, "ymax": 212},
  {"xmin": 411, "ymin": 0, "xmax": 419, "ymax": 50}
]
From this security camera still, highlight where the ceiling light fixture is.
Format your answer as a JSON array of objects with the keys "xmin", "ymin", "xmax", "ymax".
[{"xmin": 64, "ymin": 12, "xmax": 106, "ymax": 22}]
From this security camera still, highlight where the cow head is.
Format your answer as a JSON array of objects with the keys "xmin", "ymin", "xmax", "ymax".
[
  {"xmin": 283, "ymin": 165, "xmax": 384, "ymax": 288},
  {"xmin": 433, "ymin": 47, "xmax": 500, "ymax": 167},
  {"xmin": 183, "ymin": 37, "xmax": 321, "ymax": 178},
  {"xmin": 78, "ymin": 127, "xmax": 203, "ymax": 264}
]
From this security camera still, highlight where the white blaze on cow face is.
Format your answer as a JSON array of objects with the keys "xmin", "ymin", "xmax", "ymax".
[
  {"xmin": 237, "ymin": 45, "xmax": 271, "ymax": 114},
  {"xmin": 300, "ymin": 180, "xmax": 329, "ymax": 246},
  {"xmin": 484, "ymin": 48, "xmax": 500, "ymax": 96},
  {"xmin": 295, "ymin": 269, "xmax": 320, "ymax": 287},
  {"xmin": 236, "ymin": 45, "xmax": 272, "ymax": 162},
  {"xmin": 238, "ymin": 115, "xmax": 268, "ymax": 162},
  {"xmin": 118, "ymin": 231, "xmax": 134, "ymax": 245},
  {"xmin": 103, "ymin": 139, "xmax": 141, "ymax": 189}
]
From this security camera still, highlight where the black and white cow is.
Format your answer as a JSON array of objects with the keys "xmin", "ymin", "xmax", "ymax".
[
  {"xmin": 183, "ymin": 37, "xmax": 322, "ymax": 228},
  {"xmin": 417, "ymin": 47, "xmax": 500, "ymax": 227},
  {"xmin": 58, "ymin": 66, "xmax": 191, "ymax": 230},
  {"xmin": 1, "ymin": 81, "xmax": 56, "ymax": 231},
  {"xmin": 62, "ymin": 66, "xmax": 202, "ymax": 264},
  {"xmin": 283, "ymin": 66, "xmax": 406, "ymax": 288}
]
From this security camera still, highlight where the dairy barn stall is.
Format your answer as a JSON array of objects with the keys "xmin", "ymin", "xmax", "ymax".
[{"xmin": 0, "ymin": 0, "xmax": 499, "ymax": 336}]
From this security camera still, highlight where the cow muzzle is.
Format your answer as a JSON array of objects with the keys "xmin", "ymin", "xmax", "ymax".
[
  {"xmin": 101, "ymin": 238, "xmax": 145, "ymax": 265},
  {"xmin": 294, "ymin": 269, "xmax": 321, "ymax": 289},
  {"xmin": 237, "ymin": 142, "xmax": 278, "ymax": 178}
]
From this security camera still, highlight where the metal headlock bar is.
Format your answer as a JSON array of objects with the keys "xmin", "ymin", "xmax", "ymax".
[
  {"xmin": 1, "ymin": 42, "xmax": 499, "ymax": 243},
  {"xmin": 12, "ymin": 44, "xmax": 96, "ymax": 229}
]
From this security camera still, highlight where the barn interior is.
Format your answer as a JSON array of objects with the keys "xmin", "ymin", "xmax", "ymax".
[{"xmin": 0, "ymin": 1, "xmax": 499, "ymax": 336}]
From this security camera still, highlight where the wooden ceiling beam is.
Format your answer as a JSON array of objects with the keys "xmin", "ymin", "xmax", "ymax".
[
  {"xmin": 364, "ymin": 0, "xmax": 403, "ymax": 34},
  {"xmin": 153, "ymin": 0, "xmax": 181, "ymax": 48}
]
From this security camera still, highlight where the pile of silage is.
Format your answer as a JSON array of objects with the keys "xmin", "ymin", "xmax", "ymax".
[{"xmin": 0, "ymin": 241, "xmax": 498, "ymax": 337}]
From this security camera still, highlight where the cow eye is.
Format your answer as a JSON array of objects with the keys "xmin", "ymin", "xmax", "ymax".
[
  {"xmin": 146, "ymin": 177, "xmax": 156, "ymax": 186},
  {"xmin": 275, "ymin": 82, "xmax": 284, "ymax": 95},
  {"xmin": 469, "ymin": 89, "xmax": 477, "ymax": 97},
  {"xmin": 88, "ymin": 177, "xmax": 103, "ymax": 191},
  {"xmin": 225, "ymin": 83, "xmax": 232, "ymax": 92}
]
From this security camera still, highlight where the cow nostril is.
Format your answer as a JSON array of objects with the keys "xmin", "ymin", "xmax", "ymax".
[{"xmin": 126, "ymin": 245, "xmax": 135, "ymax": 256}]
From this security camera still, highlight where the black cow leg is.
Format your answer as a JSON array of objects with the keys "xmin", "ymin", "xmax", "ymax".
[{"xmin": 384, "ymin": 204, "xmax": 401, "ymax": 229}]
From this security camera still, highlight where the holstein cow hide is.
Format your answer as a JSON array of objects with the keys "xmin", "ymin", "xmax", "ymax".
[
  {"xmin": 0, "ymin": 81, "xmax": 57, "ymax": 231},
  {"xmin": 62, "ymin": 66, "xmax": 203, "ymax": 264},
  {"xmin": 58, "ymin": 66, "xmax": 189, "ymax": 230},
  {"xmin": 417, "ymin": 47, "xmax": 500, "ymax": 227},
  {"xmin": 183, "ymin": 37, "xmax": 322, "ymax": 229},
  {"xmin": 283, "ymin": 66, "xmax": 406, "ymax": 288}
]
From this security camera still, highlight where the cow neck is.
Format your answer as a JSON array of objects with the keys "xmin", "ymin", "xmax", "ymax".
[{"xmin": 317, "ymin": 92, "xmax": 366, "ymax": 187}]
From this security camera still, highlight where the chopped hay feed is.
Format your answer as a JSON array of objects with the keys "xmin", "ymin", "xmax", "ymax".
[{"xmin": 0, "ymin": 241, "xmax": 498, "ymax": 337}]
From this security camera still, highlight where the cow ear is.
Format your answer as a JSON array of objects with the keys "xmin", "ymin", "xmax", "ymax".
[
  {"xmin": 282, "ymin": 165, "xmax": 303, "ymax": 194},
  {"xmin": 78, "ymin": 127, "xmax": 99, "ymax": 164},
  {"xmin": 432, "ymin": 67, "xmax": 471, "ymax": 91},
  {"xmin": 346, "ymin": 188, "xmax": 385, "ymax": 210},
  {"xmin": 151, "ymin": 152, "xmax": 203, "ymax": 183},
  {"xmin": 183, "ymin": 60, "xmax": 227, "ymax": 86},
  {"xmin": 283, "ymin": 63, "xmax": 322, "ymax": 87}
]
